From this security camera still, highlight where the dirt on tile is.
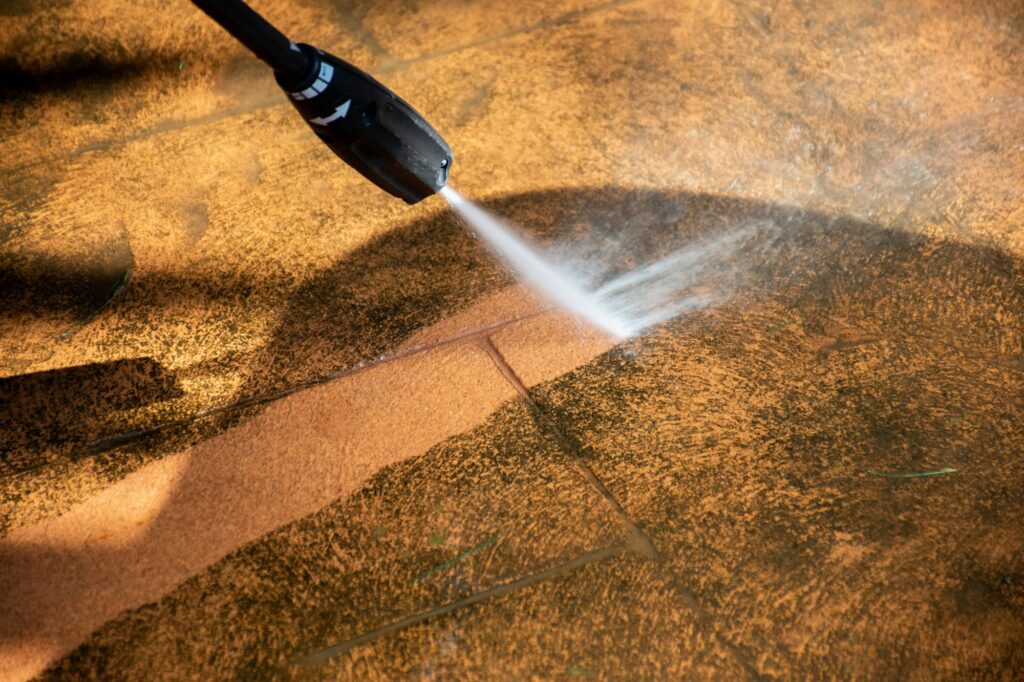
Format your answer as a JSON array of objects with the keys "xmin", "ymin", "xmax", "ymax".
[
  {"xmin": 2, "ymin": 0, "xmax": 1024, "ymax": 679},
  {"xmin": 10, "ymin": 187, "xmax": 1022, "ymax": 680},
  {"xmin": 31, "ymin": 397, "xmax": 634, "ymax": 680}
]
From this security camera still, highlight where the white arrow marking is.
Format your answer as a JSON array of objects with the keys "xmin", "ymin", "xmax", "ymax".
[{"xmin": 310, "ymin": 99, "xmax": 351, "ymax": 126}]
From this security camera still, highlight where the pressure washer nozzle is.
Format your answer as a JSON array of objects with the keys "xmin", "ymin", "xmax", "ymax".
[
  {"xmin": 277, "ymin": 45, "xmax": 453, "ymax": 204},
  {"xmin": 190, "ymin": 0, "xmax": 451, "ymax": 204}
]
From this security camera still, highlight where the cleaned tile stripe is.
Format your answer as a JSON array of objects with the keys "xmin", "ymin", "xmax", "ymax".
[{"xmin": 6, "ymin": 313, "xmax": 541, "ymax": 480}]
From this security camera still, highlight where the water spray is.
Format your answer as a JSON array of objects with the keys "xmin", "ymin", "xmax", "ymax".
[
  {"xmin": 442, "ymin": 188, "xmax": 764, "ymax": 339},
  {"xmin": 440, "ymin": 187, "xmax": 632, "ymax": 339}
]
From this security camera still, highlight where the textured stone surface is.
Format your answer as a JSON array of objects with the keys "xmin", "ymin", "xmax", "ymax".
[
  {"xmin": 530, "ymin": 216, "xmax": 1024, "ymax": 677},
  {"xmin": 1, "ymin": 340, "xmax": 524, "ymax": 679},
  {"xmin": 37, "ymin": 398, "xmax": 635, "ymax": 680},
  {"xmin": 2, "ymin": 0, "xmax": 1023, "ymax": 679}
]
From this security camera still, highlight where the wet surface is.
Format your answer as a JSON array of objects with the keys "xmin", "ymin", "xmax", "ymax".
[
  {"xmin": 2, "ymin": 0, "xmax": 1024, "ymax": 679},
  {"xmin": 5, "ymin": 188, "xmax": 1023, "ymax": 679}
]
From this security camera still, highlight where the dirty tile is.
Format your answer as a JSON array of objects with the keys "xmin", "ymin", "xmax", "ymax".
[
  {"xmin": 2, "ymin": 0, "xmax": 1024, "ymax": 679},
  {"xmin": 531, "ymin": 204, "xmax": 1024, "ymax": 676},
  {"xmin": 353, "ymin": 0, "xmax": 631, "ymax": 62},
  {"xmin": 319, "ymin": 554, "xmax": 754, "ymax": 680},
  {"xmin": 31, "ymin": 396, "xmax": 633, "ymax": 680}
]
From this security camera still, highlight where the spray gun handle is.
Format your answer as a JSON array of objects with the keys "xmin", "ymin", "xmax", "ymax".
[{"xmin": 192, "ymin": 0, "xmax": 308, "ymax": 77}]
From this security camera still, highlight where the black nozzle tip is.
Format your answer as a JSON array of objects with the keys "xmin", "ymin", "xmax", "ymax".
[{"xmin": 278, "ymin": 45, "xmax": 452, "ymax": 204}]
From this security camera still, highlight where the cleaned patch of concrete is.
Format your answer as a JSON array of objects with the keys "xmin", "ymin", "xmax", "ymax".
[{"xmin": 35, "ymin": 395, "xmax": 635, "ymax": 680}]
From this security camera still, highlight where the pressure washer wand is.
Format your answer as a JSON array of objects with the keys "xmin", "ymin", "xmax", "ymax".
[{"xmin": 190, "ymin": 0, "xmax": 452, "ymax": 204}]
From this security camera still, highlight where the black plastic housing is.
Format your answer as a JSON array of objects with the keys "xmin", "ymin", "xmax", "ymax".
[{"xmin": 276, "ymin": 44, "xmax": 452, "ymax": 204}]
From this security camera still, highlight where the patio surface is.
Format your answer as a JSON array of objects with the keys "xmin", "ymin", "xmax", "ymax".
[{"xmin": 1, "ymin": 0, "xmax": 1023, "ymax": 679}]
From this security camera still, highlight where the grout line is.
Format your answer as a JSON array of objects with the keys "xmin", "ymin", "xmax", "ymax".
[
  {"xmin": 378, "ymin": 0, "xmax": 643, "ymax": 71},
  {"xmin": 661, "ymin": 582, "xmax": 764, "ymax": 681},
  {"xmin": 5, "ymin": 312, "xmax": 543, "ymax": 480},
  {"xmin": 287, "ymin": 543, "xmax": 629, "ymax": 667},
  {"xmin": 477, "ymin": 335, "xmax": 658, "ymax": 560},
  {"xmin": 477, "ymin": 335, "xmax": 764, "ymax": 681}
]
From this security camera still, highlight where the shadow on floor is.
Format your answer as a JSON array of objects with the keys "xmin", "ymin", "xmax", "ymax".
[
  {"xmin": 0, "ymin": 47, "xmax": 189, "ymax": 104},
  {"xmin": 2, "ymin": 187, "xmax": 1022, "ymax": 679},
  {"xmin": 4, "ymin": 186, "xmax": 1022, "ymax": 475},
  {"xmin": 0, "ymin": 358, "xmax": 182, "ymax": 473},
  {"xmin": 0, "ymin": 244, "xmax": 134, "ymax": 324},
  {"xmin": 240, "ymin": 186, "xmax": 1023, "ymax": 397}
]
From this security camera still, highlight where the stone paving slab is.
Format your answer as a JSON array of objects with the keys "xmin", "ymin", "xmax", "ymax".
[
  {"xmin": 29, "ymin": 396, "xmax": 635, "ymax": 680},
  {"xmin": 2, "ymin": 0, "xmax": 1024, "ymax": 679},
  {"xmin": 528, "ymin": 203, "xmax": 1024, "ymax": 677},
  {"xmin": 0, "ymin": 339, "xmax": 519, "ymax": 677}
]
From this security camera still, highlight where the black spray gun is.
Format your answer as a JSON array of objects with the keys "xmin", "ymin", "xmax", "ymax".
[{"xmin": 191, "ymin": 0, "xmax": 452, "ymax": 203}]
